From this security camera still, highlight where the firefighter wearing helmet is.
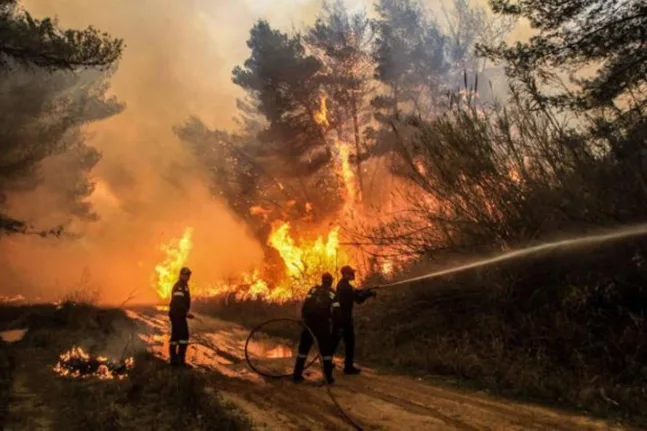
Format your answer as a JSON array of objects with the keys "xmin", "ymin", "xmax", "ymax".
[
  {"xmin": 169, "ymin": 266, "xmax": 194, "ymax": 366},
  {"xmin": 293, "ymin": 272, "xmax": 341, "ymax": 384},
  {"xmin": 331, "ymin": 265, "xmax": 377, "ymax": 374}
]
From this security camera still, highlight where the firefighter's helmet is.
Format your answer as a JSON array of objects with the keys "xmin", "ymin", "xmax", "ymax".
[{"xmin": 340, "ymin": 265, "xmax": 355, "ymax": 276}]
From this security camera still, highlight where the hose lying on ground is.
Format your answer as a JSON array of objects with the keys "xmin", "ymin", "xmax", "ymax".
[{"xmin": 244, "ymin": 318, "xmax": 363, "ymax": 431}]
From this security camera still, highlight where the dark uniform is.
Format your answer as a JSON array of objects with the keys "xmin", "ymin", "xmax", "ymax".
[
  {"xmin": 332, "ymin": 265, "xmax": 376, "ymax": 374},
  {"xmin": 169, "ymin": 267, "xmax": 192, "ymax": 366},
  {"xmin": 293, "ymin": 273, "xmax": 340, "ymax": 384}
]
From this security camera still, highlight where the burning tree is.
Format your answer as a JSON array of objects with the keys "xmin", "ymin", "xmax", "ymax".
[
  {"xmin": 306, "ymin": 1, "xmax": 377, "ymax": 200},
  {"xmin": 170, "ymin": 0, "xmax": 516, "ymax": 301},
  {"xmin": 151, "ymin": 221, "xmax": 356, "ymax": 302}
]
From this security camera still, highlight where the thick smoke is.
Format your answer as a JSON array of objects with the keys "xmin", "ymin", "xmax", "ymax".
[
  {"xmin": 0, "ymin": 0, "xmax": 528, "ymax": 304},
  {"xmin": 0, "ymin": 0, "xmax": 343, "ymax": 304}
]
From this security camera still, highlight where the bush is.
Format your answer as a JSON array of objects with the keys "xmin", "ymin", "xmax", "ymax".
[
  {"xmin": 353, "ymin": 235, "xmax": 647, "ymax": 422},
  {"xmin": 360, "ymin": 93, "xmax": 647, "ymax": 260}
]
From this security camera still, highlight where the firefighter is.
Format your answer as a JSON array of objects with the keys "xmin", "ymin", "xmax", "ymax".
[
  {"xmin": 169, "ymin": 266, "xmax": 194, "ymax": 366},
  {"xmin": 332, "ymin": 265, "xmax": 376, "ymax": 375},
  {"xmin": 293, "ymin": 272, "xmax": 341, "ymax": 384}
]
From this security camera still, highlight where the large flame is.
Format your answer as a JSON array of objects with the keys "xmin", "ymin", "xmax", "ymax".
[
  {"xmin": 268, "ymin": 221, "xmax": 343, "ymax": 294},
  {"xmin": 313, "ymin": 92, "xmax": 360, "ymax": 205},
  {"xmin": 152, "ymin": 221, "xmax": 361, "ymax": 303},
  {"xmin": 148, "ymin": 91, "xmax": 404, "ymax": 304},
  {"xmin": 153, "ymin": 227, "xmax": 193, "ymax": 301}
]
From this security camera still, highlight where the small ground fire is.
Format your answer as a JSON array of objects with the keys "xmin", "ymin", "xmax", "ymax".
[{"xmin": 53, "ymin": 346, "xmax": 135, "ymax": 380}]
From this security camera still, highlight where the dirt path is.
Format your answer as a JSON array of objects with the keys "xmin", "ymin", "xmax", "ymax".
[{"xmin": 129, "ymin": 308, "xmax": 627, "ymax": 430}]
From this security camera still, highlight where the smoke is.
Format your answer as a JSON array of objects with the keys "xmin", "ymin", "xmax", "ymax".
[
  {"xmin": 0, "ymin": 0, "xmax": 529, "ymax": 304},
  {"xmin": 0, "ymin": 0, "xmax": 349, "ymax": 304}
]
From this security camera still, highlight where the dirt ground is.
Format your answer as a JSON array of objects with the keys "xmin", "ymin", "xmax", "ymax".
[{"xmin": 130, "ymin": 308, "xmax": 629, "ymax": 431}]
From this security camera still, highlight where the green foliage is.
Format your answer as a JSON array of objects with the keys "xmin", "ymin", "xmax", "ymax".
[
  {"xmin": 232, "ymin": 20, "xmax": 328, "ymax": 171},
  {"xmin": 0, "ymin": 1, "xmax": 123, "ymax": 236},
  {"xmin": 373, "ymin": 0, "xmax": 451, "ymax": 114},
  {"xmin": 482, "ymin": 0, "xmax": 647, "ymax": 111},
  {"xmin": 0, "ymin": 0, "xmax": 123, "ymax": 70},
  {"xmin": 306, "ymin": 0, "xmax": 376, "ymax": 192}
]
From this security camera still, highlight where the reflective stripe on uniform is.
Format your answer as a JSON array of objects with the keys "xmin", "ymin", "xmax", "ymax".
[
  {"xmin": 179, "ymin": 340, "xmax": 189, "ymax": 344},
  {"xmin": 173, "ymin": 291, "xmax": 185, "ymax": 297},
  {"xmin": 329, "ymin": 292, "xmax": 335, "ymax": 299},
  {"xmin": 169, "ymin": 341, "xmax": 178, "ymax": 346},
  {"xmin": 331, "ymin": 302, "xmax": 340, "ymax": 307},
  {"xmin": 298, "ymin": 353, "xmax": 307, "ymax": 358},
  {"xmin": 322, "ymin": 356, "xmax": 332, "ymax": 360}
]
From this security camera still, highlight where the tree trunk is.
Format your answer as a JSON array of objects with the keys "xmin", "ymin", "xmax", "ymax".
[{"xmin": 351, "ymin": 97, "xmax": 364, "ymax": 202}]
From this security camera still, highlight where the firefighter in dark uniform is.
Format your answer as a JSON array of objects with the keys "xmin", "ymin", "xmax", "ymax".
[
  {"xmin": 169, "ymin": 266, "xmax": 194, "ymax": 366},
  {"xmin": 332, "ymin": 265, "xmax": 376, "ymax": 375},
  {"xmin": 293, "ymin": 272, "xmax": 341, "ymax": 384}
]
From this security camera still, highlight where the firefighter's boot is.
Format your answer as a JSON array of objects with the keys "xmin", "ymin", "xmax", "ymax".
[
  {"xmin": 323, "ymin": 359, "xmax": 335, "ymax": 384},
  {"xmin": 169, "ymin": 343, "xmax": 178, "ymax": 366},
  {"xmin": 344, "ymin": 365, "xmax": 362, "ymax": 375},
  {"xmin": 293, "ymin": 356, "xmax": 306, "ymax": 383},
  {"xmin": 178, "ymin": 343, "xmax": 188, "ymax": 366}
]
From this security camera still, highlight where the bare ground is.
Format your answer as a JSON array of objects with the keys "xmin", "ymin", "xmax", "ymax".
[{"xmin": 130, "ymin": 308, "xmax": 630, "ymax": 431}]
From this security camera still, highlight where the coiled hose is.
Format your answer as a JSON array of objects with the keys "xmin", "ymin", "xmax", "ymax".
[{"xmin": 244, "ymin": 318, "xmax": 363, "ymax": 431}]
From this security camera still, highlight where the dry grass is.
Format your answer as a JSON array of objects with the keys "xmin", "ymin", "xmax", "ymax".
[
  {"xmin": 0, "ymin": 340, "xmax": 11, "ymax": 424},
  {"xmin": 0, "ymin": 303, "xmax": 250, "ymax": 431},
  {"xmin": 55, "ymin": 352, "xmax": 249, "ymax": 431},
  {"xmin": 352, "ymin": 236, "xmax": 647, "ymax": 424}
]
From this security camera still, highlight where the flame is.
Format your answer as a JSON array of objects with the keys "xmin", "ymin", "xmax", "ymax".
[
  {"xmin": 381, "ymin": 260, "xmax": 394, "ymax": 276},
  {"xmin": 53, "ymin": 346, "xmax": 135, "ymax": 380},
  {"xmin": 250, "ymin": 205, "xmax": 272, "ymax": 220},
  {"xmin": 153, "ymin": 227, "xmax": 193, "ymax": 301},
  {"xmin": 154, "ymin": 220, "xmax": 356, "ymax": 303},
  {"xmin": 335, "ymin": 138, "xmax": 358, "ymax": 203},
  {"xmin": 241, "ymin": 269, "xmax": 270, "ymax": 299},
  {"xmin": 313, "ymin": 92, "xmax": 360, "ymax": 205},
  {"xmin": 415, "ymin": 159, "xmax": 426, "ymax": 176},
  {"xmin": 313, "ymin": 93, "xmax": 330, "ymax": 129},
  {"xmin": 266, "ymin": 345, "xmax": 292, "ymax": 359}
]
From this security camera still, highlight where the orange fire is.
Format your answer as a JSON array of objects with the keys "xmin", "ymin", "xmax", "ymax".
[
  {"xmin": 152, "ymin": 221, "xmax": 357, "ymax": 303},
  {"xmin": 335, "ymin": 138, "xmax": 359, "ymax": 203},
  {"xmin": 381, "ymin": 260, "xmax": 394, "ymax": 276},
  {"xmin": 53, "ymin": 346, "xmax": 135, "ymax": 380},
  {"xmin": 153, "ymin": 227, "xmax": 193, "ymax": 301},
  {"xmin": 313, "ymin": 92, "xmax": 330, "ymax": 129},
  {"xmin": 267, "ymin": 221, "xmax": 347, "ymax": 298},
  {"xmin": 313, "ymin": 92, "xmax": 360, "ymax": 205},
  {"xmin": 250, "ymin": 205, "xmax": 272, "ymax": 219}
]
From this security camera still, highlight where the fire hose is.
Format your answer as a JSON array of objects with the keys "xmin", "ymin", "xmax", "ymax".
[
  {"xmin": 244, "ymin": 318, "xmax": 364, "ymax": 431},
  {"xmin": 244, "ymin": 224, "xmax": 647, "ymax": 429}
]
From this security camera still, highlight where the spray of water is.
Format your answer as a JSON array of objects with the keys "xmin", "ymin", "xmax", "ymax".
[{"xmin": 380, "ymin": 223, "xmax": 647, "ymax": 289}]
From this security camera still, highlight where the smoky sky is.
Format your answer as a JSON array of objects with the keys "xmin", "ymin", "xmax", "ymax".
[{"xmin": 0, "ymin": 0, "xmax": 529, "ymax": 304}]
